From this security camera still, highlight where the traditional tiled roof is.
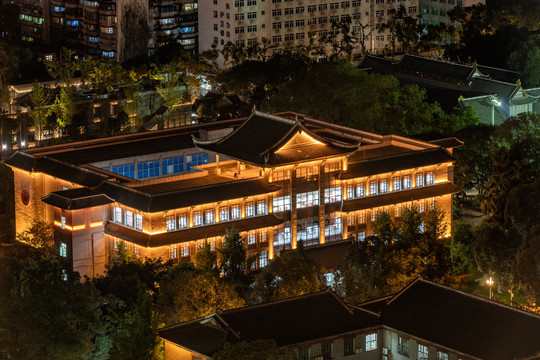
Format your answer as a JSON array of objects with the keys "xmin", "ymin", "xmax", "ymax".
[
  {"xmin": 159, "ymin": 289, "xmax": 381, "ymax": 356},
  {"xmin": 41, "ymin": 188, "xmax": 114, "ymax": 210},
  {"xmin": 96, "ymin": 177, "xmax": 280, "ymax": 213},
  {"xmin": 343, "ymin": 147, "xmax": 455, "ymax": 180},
  {"xmin": 193, "ymin": 111, "xmax": 358, "ymax": 167},
  {"xmin": 476, "ymin": 65, "xmax": 519, "ymax": 83},
  {"xmin": 6, "ymin": 152, "xmax": 112, "ymax": 187},
  {"xmin": 396, "ymin": 54, "xmax": 476, "ymax": 81},
  {"xmin": 104, "ymin": 213, "xmax": 286, "ymax": 247},
  {"xmin": 364, "ymin": 278, "xmax": 540, "ymax": 360}
]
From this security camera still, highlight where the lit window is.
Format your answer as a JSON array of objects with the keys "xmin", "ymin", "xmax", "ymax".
[
  {"xmin": 379, "ymin": 179, "xmax": 388, "ymax": 193},
  {"xmin": 59, "ymin": 242, "xmax": 67, "ymax": 257},
  {"xmin": 371, "ymin": 208, "xmax": 378, "ymax": 222},
  {"xmin": 369, "ymin": 180, "xmax": 378, "ymax": 195},
  {"xmin": 297, "ymin": 217, "xmax": 319, "ymax": 246},
  {"xmin": 114, "ymin": 206, "xmax": 122, "ymax": 223},
  {"xmin": 347, "ymin": 213, "xmax": 355, "ymax": 226},
  {"xmin": 395, "ymin": 204, "xmax": 402, "ymax": 218},
  {"xmin": 248, "ymin": 230, "xmax": 256, "ymax": 244},
  {"xmin": 419, "ymin": 221, "xmax": 425, "ymax": 233},
  {"xmin": 358, "ymin": 210, "xmax": 366, "ymax": 224},
  {"xmin": 418, "ymin": 200, "xmax": 425, "ymax": 213},
  {"xmin": 133, "ymin": 245, "xmax": 139, "ymax": 257},
  {"xmin": 61, "ymin": 216, "xmax": 66, "ymax": 229},
  {"xmin": 428, "ymin": 198, "xmax": 435, "ymax": 210},
  {"xmin": 418, "ymin": 344, "xmax": 428, "ymax": 360},
  {"xmin": 219, "ymin": 206, "xmax": 229, "ymax": 222},
  {"xmin": 256, "ymin": 200, "xmax": 267, "ymax": 215},
  {"xmin": 246, "ymin": 202, "xmax": 255, "ymax": 217},
  {"xmin": 258, "ymin": 230, "xmax": 267, "ymax": 243},
  {"xmin": 125, "ymin": 210, "xmax": 134, "ymax": 227},
  {"xmin": 356, "ymin": 183, "xmax": 365, "ymax": 197},
  {"xmin": 403, "ymin": 175, "xmax": 411, "ymax": 189},
  {"xmin": 398, "ymin": 337, "xmax": 408, "ymax": 355},
  {"xmin": 437, "ymin": 351, "xmax": 448, "ymax": 360},
  {"xmin": 169, "ymin": 245, "xmax": 177, "ymax": 259},
  {"xmin": 346, "ymin": 184, "xmax": 354, "ymax": 199},
  {"xmin": 393, "ymin": 176, "xmax": 401, "ymax": 191},
  {"xmin": 358, "ymin": 231, "xmax": 366, "ymax": 241},
  {"xmin": 324, "ymin": 186, "xmax": 342, "ymax": 203},
  {"xmin": 180, "ymin": 243, "xmax": 190, "ymax": 257},
  {"xmin": 416, "ymin": 172, "xmax": 424, "ymax": 187},
  {"xmin": 365, "ymin": 333, "xmax": 377, "ymax": 351},
  {"xmin": 296, "ymin": 191, "xmax": 319, "ymax": 208},
  {"xmin": 324, "ymin": 214, "xmax": 342, "ymax": 239},
  {"xmin": 166, "ymin": 215, "xmax": 176, "ymax": 231},
  {"xmin": 193, "ymin": 211, "xmax": 203, "ymax": 226},
  {"xmin": 296, "ymin": 166, "xmax": 318, "ymax": 178},
  {"xmin": 273, "ymin": 195, "xmax": 291, "ymax": 212},
  {"xmin": 204, "ymin": 209, "xmax": 215, "ymax": 224},
  {"xmin": 259, "ymin": 250, "xmax": 268, "ymax": 268},
  {"xmin": 426, "ymin": 171, "xmax": 435, "ymax": 185},
  {"xmin": 178, "ymin": 214, "xmax": 188, "ymax": 229},
  {"xmin": 135, "ymin": 214, "xmax": 143, "ymax": 231},
  {"xmin": 231, "ymin": 205, "xmax": 241, "ymax": 219}
]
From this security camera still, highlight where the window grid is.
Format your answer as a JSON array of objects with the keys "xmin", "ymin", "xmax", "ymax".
[{"xmin": 365, "ymin": 333, "xmax": 377, "ymax": 351}]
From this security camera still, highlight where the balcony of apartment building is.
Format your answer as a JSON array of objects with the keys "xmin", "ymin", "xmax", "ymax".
[
  {"xmin": 99, "ymin": 2, "xmax": 116, "ymax": 15},
  {"xmin": 99, "ymin": 38, "xmax": 117, "ymax": 52},
  {"xmin": 99, "ymin": 27, "xmax": 116, "ymax": 41}
]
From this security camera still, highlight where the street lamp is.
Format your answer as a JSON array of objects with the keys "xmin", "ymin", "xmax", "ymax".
[
  {"xmin": 487, "ymin": 95, "xmax": 501, "ymax": 126},
  {"xmin": 486, "ymin": 277, "xmax": 494, "ymax": 300}
]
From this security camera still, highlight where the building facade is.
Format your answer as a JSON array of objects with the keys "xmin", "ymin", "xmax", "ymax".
[
  {"xmin": 158, "ymin": 278, "xmax": 540, "ymax": 360},
  {"xmin": 6, "ymin": 110, "xmax": 459, "ymax": 278},
  {"xmin": 14, "ymin": 0, "xmax": 198, "ymax": 60},
  {"xmin": 198, "ymin": 0, "xmax": 485, "ymax": 64}
]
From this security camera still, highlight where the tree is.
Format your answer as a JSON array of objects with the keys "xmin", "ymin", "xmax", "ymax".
[
  {"xmin": 0, "ymin": 254, "xmax": 108, "ymax": 359},
  {"xmin": 449, "ymin": 221, "xmax": 477, "ymax": 276},
  {"xmin": 513, "ymin": 225, "xmax": 540, "ymax": 303},
  {"xmin": 15, "ymin": 219, "xmax": 54, "ymax": 252},
  {"xmin": 509, "ymin": 35, "xmax": 540, "ymax": 87},
  {"xmin": 320, "ymin": 18, "xmax": 357, "ymax": 61},
  {"xmin": 29, "ymin": 82, "xmax": 53, "ymax": 145},
  {"xmin": 108, "ymin": 110, "xmax": 130, "ymax": 136},
  {"xmin": 46, "ymin": 48, "xmax": 80, "ymax": 87},
  {"xmin": 252, "ymin": 244, "xmax": 326, "ymax": 303},
  {"xmin": 157, "ymin": 263, "xmax": 244, "ymax": 326},
  {"xmin": 53, "ymin": 86, "xmax": 78, "ymax": 129},
  {"xmin": 381, "ymin": 5, "xmax": 421, "ymax": 54},
  {"xmin": 219, "ymin": 227, "xmax": 248, "ymax": 284},
  {"xmin": 194, "ymin": 240, "xmax": 218, "ymax": 274},
  {"xmin": 213, "ymin": 340, "xmax": 297, "ymax": 360}
]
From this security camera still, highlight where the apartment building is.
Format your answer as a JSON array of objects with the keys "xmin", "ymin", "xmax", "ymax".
[
  {"xmin": 159, "ymin": 278, "xmax": 540, "ymax": 360},
  {"xmin": 6, "ymin": 110, "xmax": 460, "ymax": 279},
  {"xmin": 15, "ymin": 0, "xmax": 198, "ymax": 60},
  {"xmin": 198, "ymin": 0, "xmax": 485, "ymax": 63}
]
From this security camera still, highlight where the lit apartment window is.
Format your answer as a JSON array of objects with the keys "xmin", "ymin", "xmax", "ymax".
[
  {"xmin": 358, "ymin": 210, "xmax": 366, "ymax": 224},
  {"xmin": 166, "ymin": 215, "xmax": 176, "ymax": 231},
  {"xmin": 393, "ymin": 176, "xmax": 401, "ymax": 191},
  {"xmin": 418, "ymin": 344, "xmax": 428, "ymax": 360},
  {"xmin": 259, "ymin": 250, "xmax": 268, "ymax": 268},
  {"xmin": 371, "ymin": 208, "xmax": 378, "ymax": 222},
  {"xmin": 296, "ymin": 191, "xmax": 319, "ymax": 208},
  {"xmin": 272, "ymin": 170, "xmax": 290, "ymax": 181},
  {"xmin": 204, "ymin": 209, "xmax": 215, "ymax": 224},
  {"xmin": 369, "ymin": 180, "xmax": 378, "ymax": 195},
  {"xmin": 403, "ymin": 175, "xmax": 411, "ymax": 189},
  {"xmin": 256, "ymin": 200, "xmax": 267, "ymax": 215},
  {"xmin": 418, "ymin": 200, "xmax": 425, "ymax": 212},
  {"xmin": 358, "ymin": 231, "xmax": 366, "ymax": 241},
  {"xmin": 59, "ymin": 242, "xmax": 67, "ymax": 257},
  {"xmin": 379, "ymin": 179, "xmax": 388, "ymax": 193},
  {"xmin": 178, "ymin": 214, "xmax": 188, "ymax": 229},
  {"xmin": 125, "ymin": 210, "xmax": 134, "ymax": 227},
  {"xmin": 296, "ymin": 166, "xmax": 317, "ymax": 178},
  {"xmin": 419, "ymin": 221, "xmax": 425, "ymax": 233},
  {"xmin": 248, "ymin": 230, "xmax": 256, "ymax": 245},
  {"xmin": 365, "ymin": 333, "xmax": 377, "ymax": 351},
  {"xmin": 61, "ymin": 215, "xmax": 66, "ymax": 229},
  {"xmin": 273, "ymin": 226, "xmax": 291, "ymax": 255},
  {"xmin": 426, "ymin": 171, "xmax": 435, "ymax": 185},
  {"xmin": 169, "ymin": 245, "xmax": 177, "ymax": 259},
  {"xmin": 297, "ymin": 217, "xmax": 319, "ymax": 246},
  {"xmin": 193, "ymin": 211, "xmax": 203, "ymax": 226},
  {"xmin": 347, "ymin": 213, "xmax": 355, "ymax": 226},
  {"xmin": 416, "ymin": 172, "xmax": 424, "ymax": 187},
  {"xmin": 344, "ymin": 338, "xmax": 354, "ymax": 356},
  {"xmin": 180, "ymin": 243, "xmax": 190, "ymax": 257},
  {"xmin": 258, "ymin": 230, "xmax": 267, "ymax": 243},
  {"xmin": 231, "ymin": 205, "xmax": 241, "ymax": 219},
  {"xmin": 114, "ymin": 206, "xmax": 122, "ymax": 223},
  {"xmin": 398, "ymin": 337, "xmax": 409, "ymax": 355},
  {"xmin": 428, "ymin": 198, "xmax": 435, "ymax": 210},
  {"xmin": 346, "ymin": 184, "xmax": 354, "ymax": 199},
  {"xmin": 273, "ymin": 195, "xmax": 291, "ymax": 212},
  {"xmin": 324, "ymin": 186, "xmax": 342, "ymax": 203},
  {"xmin": 437, "ymin": 351, "xmax": 449, "ymax": 360},
  {"xmin": 134, "ymin": 213, "xmax": 143, "ymax": 231}
]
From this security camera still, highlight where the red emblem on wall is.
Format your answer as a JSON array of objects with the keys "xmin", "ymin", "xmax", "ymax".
[{"xmin": 20, "ymin": 188, "xmax": 30, "ymax": 206}]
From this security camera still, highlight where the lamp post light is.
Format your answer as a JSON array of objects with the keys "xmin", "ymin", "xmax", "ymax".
[
  {"xmin": 487, "ymin": 95, "xmax": 502, "ymax": 126},
  {"xmin": 486, "ymin": 277, "xmax": 494, "ymax": 300}
]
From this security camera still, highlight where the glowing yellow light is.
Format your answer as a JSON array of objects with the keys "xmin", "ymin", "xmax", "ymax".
[
  {"xmin": 90, "ymin": 221, "xmax": 104, "ymax": 228},
  {"xmin": 72, "ymin": 225, "xmax": 86, "ymax": 231}
]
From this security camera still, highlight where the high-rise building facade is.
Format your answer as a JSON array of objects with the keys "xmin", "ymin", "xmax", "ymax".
[{"xmin": 198, "ymin": 0, "xmax": 485, "ymax": 63}]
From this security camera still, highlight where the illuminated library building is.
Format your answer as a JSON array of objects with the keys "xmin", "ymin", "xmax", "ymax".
[{"xmin": 7, "ymin": 111, "xmax": 460, "ymax": 278}]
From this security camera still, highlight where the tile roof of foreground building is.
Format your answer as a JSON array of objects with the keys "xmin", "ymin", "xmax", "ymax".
[{"xmin": 160, "ymin": 278, "xmax": 540, "ymax": 360}]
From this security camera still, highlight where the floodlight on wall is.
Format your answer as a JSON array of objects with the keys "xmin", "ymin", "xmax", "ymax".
[{"xmin": 487, "ymin": 95, "xmax": 502, "ymax": 126}]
